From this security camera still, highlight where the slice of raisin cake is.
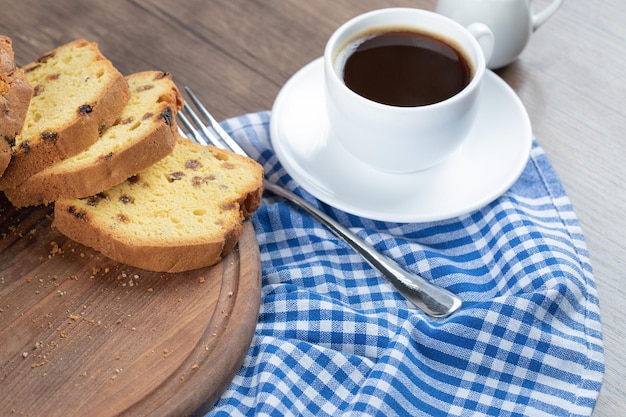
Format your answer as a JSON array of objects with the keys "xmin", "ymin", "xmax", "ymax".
[
  {"xmin": 0, "ymin": 35, "xmax": 33, "ymax": 176},
  {"xmin": 53, "ymin": 136, "xmax": 264, "ymax": 273},
  {"xmin": 0, "ymin": 39, "xmax": 130, "ymax": 189},
  {"xmin": 5, "ymin": 71, "xmax": 182, "ymax": 207}
]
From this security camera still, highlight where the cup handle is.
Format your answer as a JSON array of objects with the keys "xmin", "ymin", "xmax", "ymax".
[
  {"xmin": 466, "ymin": 23, "xmax": 494, "ymax": 64},
  {"xmin": 532, "ymin": 0, "xmax": 564, "ymax": 31}
]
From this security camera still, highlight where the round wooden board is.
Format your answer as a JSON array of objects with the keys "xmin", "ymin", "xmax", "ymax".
[{"xmin": 0, "ymin": 195, "xmax": 261, "ymax": 417}]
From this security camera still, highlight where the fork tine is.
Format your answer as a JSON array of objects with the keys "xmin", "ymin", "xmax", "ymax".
[
  {"xmin": 177, "ymin": 110, "xmax": 209, "ymax": 146},
  {"xmin": 183, "ymin": 102, "xmax": 230, "ymax": 150},
  {"xmin": 183, "ymin": 86, "xmax": 248, "ymax": 156}
]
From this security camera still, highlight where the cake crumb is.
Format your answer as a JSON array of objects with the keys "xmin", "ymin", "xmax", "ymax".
[
  {"xmin": 31, "ymin": 360, "xmax": 48, "ymax": 368},
  {"xmin": 49, "ymin": 241, "xmax": 62, "ymax": 256}
]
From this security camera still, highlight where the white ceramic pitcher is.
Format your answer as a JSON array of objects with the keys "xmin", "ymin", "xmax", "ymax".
[{"xmin": 435, "ymin": 0, "xmax": 563, "ymax": 69}]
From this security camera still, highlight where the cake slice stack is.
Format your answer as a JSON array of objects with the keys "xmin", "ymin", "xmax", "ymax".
[
  {"xmin": 5, "ymin": 70, "xmax": 182, "ymax": 207},
  {"xmin": 0, "ymin": 39, "xmax": 131, "ymax": 189},
  {"xmin": 0, "ymin": 36, "xmax": 264, "ymax": 273}
]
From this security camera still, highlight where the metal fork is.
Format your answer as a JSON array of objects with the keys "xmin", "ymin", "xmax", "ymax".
[{"xmin": 178, "ymin": 87, "xmax": 462, "ymax": 318}]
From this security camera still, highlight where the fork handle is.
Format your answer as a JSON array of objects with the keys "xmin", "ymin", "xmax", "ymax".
[{"xmin": 262, "ymin": 180, "xmax": 462, "ymax": 318}]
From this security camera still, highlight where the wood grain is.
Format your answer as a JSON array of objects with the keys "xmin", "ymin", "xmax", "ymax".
[
  {"xmin": 0, "ymin": 195, "xmax": 261, "ymax": 417},
  {"xmin": 0, "ymin": 1, "xmax": 624, "ymax": 415}
]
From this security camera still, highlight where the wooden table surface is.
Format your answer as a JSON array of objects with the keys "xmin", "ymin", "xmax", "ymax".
[{"xmin": 1, "ymin": 0, "xmax": 623, "ymax": 415}]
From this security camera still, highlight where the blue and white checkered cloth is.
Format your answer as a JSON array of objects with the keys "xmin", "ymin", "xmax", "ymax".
[{"xmin": 204, "ymin": 112, "xmax": 604, "ymax": 417}]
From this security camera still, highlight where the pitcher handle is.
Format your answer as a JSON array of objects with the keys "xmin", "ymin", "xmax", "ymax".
[
  {"xmin": 532, "ymin": 0, "xmax": 564, "ymax": 31},
  {"xmin": 466, "ymin": 22, "xmax": 494, "ymax": 64}
]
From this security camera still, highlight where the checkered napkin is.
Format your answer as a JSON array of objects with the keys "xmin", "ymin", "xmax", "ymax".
[{"xmin": 204, "ymin": 112, "xmax": 604, "ymax": 417}]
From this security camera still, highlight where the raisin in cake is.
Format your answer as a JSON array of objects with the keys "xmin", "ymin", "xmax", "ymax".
[
  {"xmin": 0, "ymin": 35, "xmax": 33, "ymax": 176},
  {"xmin": 5, "ymin": 71, "xmax": 182, "ymax": 207},
  {"xmin": 0, "ymin": 39, "xmax": 130, "ymax": 189},
  {"xmin": 53, "ymin": 136, "xmax": 264, "ymax": 273}
]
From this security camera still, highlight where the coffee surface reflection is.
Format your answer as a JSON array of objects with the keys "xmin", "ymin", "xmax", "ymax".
[{"xmin": 341, "ymin": 30, "xmax": 472, "ymax": 106}]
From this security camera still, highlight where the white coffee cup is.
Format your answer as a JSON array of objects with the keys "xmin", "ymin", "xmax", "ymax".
[{"xmin": 324, "ymin": 8, "xmax": 494, "ymax": 173}]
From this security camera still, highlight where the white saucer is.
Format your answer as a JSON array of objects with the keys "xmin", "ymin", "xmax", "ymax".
[{"xmin": 269, "ymin": 57, "xmax": 532, "ymax": 223}]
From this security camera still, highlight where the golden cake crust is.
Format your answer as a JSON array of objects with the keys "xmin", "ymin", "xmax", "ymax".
[
  {"xmin": 0, "ymin": 39, "xmax": 131, "ymax": 189},
  {"xmin": 5, "ymin": 71, "xmax": 183, "ymax": 207},
  {"xmin": 0, "ymin": 35, "xmax": 33, "ymax": 176},
  {"xmin": 53, "ymin": 137, "xmax": 264, "ymax": 273}
]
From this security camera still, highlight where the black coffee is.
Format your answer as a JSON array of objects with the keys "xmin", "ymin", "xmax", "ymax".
[{"xmin": 341, "ymin": 30, "xmax": 472, "ymax": 107}]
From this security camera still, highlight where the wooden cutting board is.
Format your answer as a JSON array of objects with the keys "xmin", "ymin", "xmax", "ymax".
[{"xmin": 0, "ymin": 194, "xmax": 261, "ymax": 416}]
